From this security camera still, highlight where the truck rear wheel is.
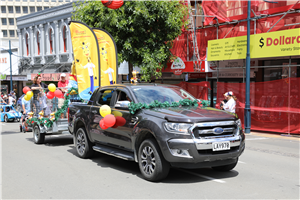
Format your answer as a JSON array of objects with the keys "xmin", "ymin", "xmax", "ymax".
[
  {"xmin": 212, "ymin": 159, "xmax": 238, "ymax": 172},
  {"xmin": 75, "ymin": 128, "xmax": 93, "ymax": 159},
  {"xmin": 138, "ymin": 139, "xmax": 170, "ymax": 182},
  {"xmin": 33, "ymin": 125, "xmax": 45, "ymax": 144}
]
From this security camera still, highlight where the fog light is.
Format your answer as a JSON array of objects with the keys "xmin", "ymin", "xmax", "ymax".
[{"xmin": 170, "ymin": 149, "xmax": 192, "ymax": 158}]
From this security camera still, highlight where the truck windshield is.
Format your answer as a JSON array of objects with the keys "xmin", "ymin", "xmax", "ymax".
[{"xmin": 131, "ymin": 86, "xmax": 196, "ymax": 104}]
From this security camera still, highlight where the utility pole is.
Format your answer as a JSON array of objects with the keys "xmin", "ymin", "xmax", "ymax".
[{"xmin": 9, "ymin": 40, "xmax": 13, "ymax": 93}]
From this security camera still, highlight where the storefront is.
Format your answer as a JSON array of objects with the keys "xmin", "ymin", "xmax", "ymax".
[{"xmin": 0, "ymin": 75, "xmax": 28, "ymax": 98}]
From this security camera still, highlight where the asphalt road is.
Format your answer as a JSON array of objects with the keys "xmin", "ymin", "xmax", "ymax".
[{"xmin": 1, "ymin": 121, "xmax": 299, "ymax": 199}]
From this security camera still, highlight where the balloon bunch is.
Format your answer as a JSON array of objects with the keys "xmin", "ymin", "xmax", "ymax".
[
  {"xmin": 47, "ymin": 84, "xmax": 64, "ymax": 99},
  {"xmin": 99, "ymin": 105, "xmax": 126, "ymax": 129},
  {"xmin": 101, "ymin": 0, "xmax": 124, "ymax": 9},
  {"xmin": 23, "ymin": 86, "xmax": 33, "ymax": 101}
]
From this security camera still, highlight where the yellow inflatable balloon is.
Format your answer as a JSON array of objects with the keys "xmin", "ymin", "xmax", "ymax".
[
  {"xmin": 99, "ymin": 105, "xmax": 111, "ymax": 117},
  {"xmin": 24, "ymin": 94, "xmax": 31, "ymax": 101},
  {"xmin": 48, "ymin": 83, "xmax": 56, "ymax": 92},
  {"xmin": 26, "ymin": 91, "xmax": 33, "ymax": 98},
  {"xmin": 112, "ymin": 110, "xmax": 122, "ymax": 117}
]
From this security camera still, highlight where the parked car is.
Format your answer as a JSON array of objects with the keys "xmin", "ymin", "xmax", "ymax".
[
  {"xmin": 68, "ymin": 84, "xmax": 245, "ymax": 181},
  {"xmin": 0, "ymin": 104, "xmax": 22, "ymax": 122}
]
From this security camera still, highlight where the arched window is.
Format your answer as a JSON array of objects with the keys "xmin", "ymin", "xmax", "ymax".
[
  {"xmin": 63, "ymin": 25, "xmax": 67, "ymax": 52},
  {"xmin": 36, "ymin": 31, "xmax": 40, "ymax": 55},
  {"xmin": 49, "ymin": 28, "xmax": 53, "ymax": 54},
  {"xmin": 25, "ymin": 33, "xmax": 29, "ymax": 56}
]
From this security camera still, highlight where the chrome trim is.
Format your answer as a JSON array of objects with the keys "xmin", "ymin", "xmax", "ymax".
[
  {"xmin": 195, "ymin": 135, "xmax": 241, "ymax": 150},
  {"xmin": 198, "ymin": 127, "xmax": 234, "ymax": 134},
  {"xmin": 189, "ymin": 121, "xmax": 235, "ymax": 135}
]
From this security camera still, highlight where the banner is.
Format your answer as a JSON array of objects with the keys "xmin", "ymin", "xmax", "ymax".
[
  {"xmin": 93, "ymin": 28, "xmax": 118, "ymax": 86},
  {"xmin": 69, "ymin": 21, "xmax": 100, "ymax": 100},
  {"xmin": 207, "ymin": 28, "xmax": 300, "ymax": 61}
]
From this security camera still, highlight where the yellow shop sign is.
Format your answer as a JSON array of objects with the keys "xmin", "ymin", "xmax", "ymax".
[{"xmin": 207, "ymin": 28, "xmax": 300, "ymax": 61}]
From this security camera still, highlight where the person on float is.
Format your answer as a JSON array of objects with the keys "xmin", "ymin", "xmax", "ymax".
[
  {"xmin": 221, "ymin": 91, "xmax": 237, "ymax": 113},
  {"xmin": 58, "ymin": 73, "xmax": 69, "ymax": 92},
  {"xmin": 31, "ymin": 74, "xmax": 48, "ymax": 116}
]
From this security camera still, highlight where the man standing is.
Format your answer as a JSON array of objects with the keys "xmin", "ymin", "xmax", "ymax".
[
  {"xmin": 7, "ymin": 94, "xmax": 15, "ymax": 106},
  {"xmin": 22, "ymin": 95, "xmax": 31, "ymax": 115},
  {"xmin": 58, "ymin": 73, "xmax": 69, "ymax": 89}
]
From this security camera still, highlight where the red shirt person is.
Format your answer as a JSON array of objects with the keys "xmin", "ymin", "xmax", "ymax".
[{"xmin": 58, "ymin": 73, "xmax": 69, "ymax": 88}]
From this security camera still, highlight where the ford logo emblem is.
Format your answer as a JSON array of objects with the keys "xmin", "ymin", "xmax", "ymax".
[{"xmin": 213, "ymin": 127, "xmax": 224, "ymax": 134}]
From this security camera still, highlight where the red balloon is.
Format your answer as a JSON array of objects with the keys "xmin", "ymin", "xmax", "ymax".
[
  {"xmin": 54, "ymin": 90, "xmax": 63, "ymax": 98},
  {"xmin": 46, "ymin": 91, "xmax": 55, "ymax": 99},
  {"xmin": 23, "ymin": 86, "xmax": 31, "ymax": 94},
  {"xmin": 99, "ymin": 119, "xmax": 109, "ymax": 129},
  {"xmin": 101, "ymin": 0, "xmax": 124, "ymax": 9},
  {"xmin": 111, "ymin": 123, "xmax": 118, "ymax": 129},
  {"xmin": 115, "ymin": 116, "xmax": 126, "ymax": 126},
  {"xmin": 103, "ymin": 114, "xmax": 116, "ymax": 127}
]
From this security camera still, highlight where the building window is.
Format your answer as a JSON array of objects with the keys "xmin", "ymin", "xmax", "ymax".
[
  {"xmin": 37, "ymin": 7, "xmax": 42, "ymax": 11},
  {"xmin": 49, "ymin": 28, "xmax": 54, "ymax": 54},
  {"xmin": 8, "ymin": 18, "xmax": 14, "ymax": 25},
  {"xmin": 16, "ymin": 0, "xmax": 20, "ymax": 2},
  {"xmin": 23, "ymin": 0, "xmax": 27, "ymax": 2},
  {"xmin": 37, "ymin": 0, "xmax": 42, "ymax": 2},
  {"xmin": 63, "ymin": 25, "xmax": 67, "ymax": 52},
  {"xmin": 30, "ymin": 7, "xmax": 35, "ymax": 13},
  {"xmin": 8, "ymin": 6, "xmax": 13, "ymax": 13},
  {"xmin": 44, "ymin": 6, "xmax": 49, "ymax": 9},
  {"xmin": 15, "ymin": 6, "xmax": 21, "ymax": 13},
  {"xmin": 36, "ymin": 31, "xmax": 41, "ymax": 55},
  {"xmin": 66, "ymin": 0, "xmax": 70, "ymax": 2},
  {"xmin": 59, "ymin": 0, "xmax": 63, "ymax": 2},
  {"xmin": 1, "ymin": 18, "xmax": 7, "ymax": 25},
  {"xmin": 9, "ymin": 30, "xmax": 15, "ymax": 37},
  {"xmin": 23, "ymin": 7, "xmax": 28, "ymax": 13},
  {"xmin": 2, "ymin": 30, "xmax": 8, "ymax": 37},
  {"xmin": 51, "ymin": 0, "xmax": 56, "ymax": 2},
  {"xmin": 30, "ymin": 0, "xmax": 35, "ymax": 2},
  {"xmin": 1, "ymin": 6, "xmax": 6, "ymax": 13},
  {"xmin": 25, "ymin": 33, "xmax": 29, "ymax": 56},
  {"xmin": 44, "ymin": 0, "xmax": 49, "ymax": 2}
]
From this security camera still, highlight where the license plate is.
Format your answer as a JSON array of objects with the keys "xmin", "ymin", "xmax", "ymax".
[{"xmin": 212, "ymin": 141, "xmax": 230, "ymax": 151}]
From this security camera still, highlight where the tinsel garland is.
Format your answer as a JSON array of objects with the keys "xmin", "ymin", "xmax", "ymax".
[
  {"xmin": 26, "ymin": 87, "xmax": 79, "ymax": 128},
  {"xmin": 128, "ymin": 99, "xmax": 209, "ymax": 114}
]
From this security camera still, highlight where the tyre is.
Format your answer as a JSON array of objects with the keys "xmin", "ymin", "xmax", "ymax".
[
  {"xmin": 138, "ymin": 139, "xmax": 170, "ymax": 182},
  {"xmin": 75, "ymin": 128, "xmax": 93, "ymax": 159},
  {"xmin": 4, "ymin": 115, "xmax": 8, "ymax": 122},
  {"xmin": 20, "ymin": 125, "xmax": 22, "ymax": 132},
  {"xmin": 33, "ymin": 125, "xmax": 45, "ymax": 144},
  {"xmin": 212, "ymin": 159, "xmax": 238, "ymax": 172}
]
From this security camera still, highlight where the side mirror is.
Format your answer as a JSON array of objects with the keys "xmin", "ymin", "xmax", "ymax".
[{"xmin": 115, "ymin": 101, "xmax": 130, "ymax": 109}]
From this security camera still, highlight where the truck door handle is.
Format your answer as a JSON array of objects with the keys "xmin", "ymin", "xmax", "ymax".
[{"xmin": 91, "ymin": 110, "xmax": 97, "ymax": 114}]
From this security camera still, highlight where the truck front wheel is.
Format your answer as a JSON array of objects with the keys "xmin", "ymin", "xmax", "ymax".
[
  {"xmin": 75, "ymin": 128, "xmax": 93, "ymax": 159},
  {"xmin": 138, "ymin": 139, "xmax": 170, "ymax": 182}
]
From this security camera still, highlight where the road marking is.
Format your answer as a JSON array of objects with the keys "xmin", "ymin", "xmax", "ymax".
[
  {"xmin": 177, "ymin": 169, "xmax": 226, "ymax": 183},
  {"xmin": 245, "ymin": 137, "xmax": 268, "ymax": 141},
  {"xmin": 238, "ymin": 161, "xmax": 246, "ymax": 164}
]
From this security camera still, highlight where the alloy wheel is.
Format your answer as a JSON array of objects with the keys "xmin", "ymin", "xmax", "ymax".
[
  {"xmin": 76, "ymin": 131, "xmax": 86, "ymax": 155},
  {"xmin": 141, "ymin": 146, "xmax": 156, "ymax": 175}
]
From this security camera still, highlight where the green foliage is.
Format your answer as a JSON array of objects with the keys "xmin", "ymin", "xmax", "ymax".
[
  {"xmin": 128, "ymin": 99, "xmax": 201, "ymax": 114},
  {"xmin": 73, "ymin": 0, "xmax": 189, "ymax": 81}
]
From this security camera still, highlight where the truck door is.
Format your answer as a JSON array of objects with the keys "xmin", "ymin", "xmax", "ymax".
[
  {"xmin": 89, "ymin": 89, "xmax": 115, "ymax": 143},
  {"xmin": 107, "ymin": 89, "xmax": 134, "ymax": 150}
]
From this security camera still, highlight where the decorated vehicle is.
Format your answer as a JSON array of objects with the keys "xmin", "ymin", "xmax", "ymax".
[
  {"xmin": 0, "ymin": 104, "xmax": 22, "ymax": 122},
  {"xmin": 68, "ymin": 83, "xmax": 245, "ymax": 181}
]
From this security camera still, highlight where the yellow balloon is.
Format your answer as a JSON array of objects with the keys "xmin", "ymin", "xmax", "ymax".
[
  {"xmin": 112, "ymin": 110, "xmax": 122, "ymax": 117},
  {"xmin": 26, "ymin": 91, "xmax": 33, "ymax": 98},
  {"xmin": 48, "ymin": 83, "xmax": 56, "ymax": 92},
  {"xmin": 24, "ymin": 94, "xmax": 31, "ymax": 101},
  {"xmin": 99, "ymin": 105, "xmax": 111, "ymax": 117}
]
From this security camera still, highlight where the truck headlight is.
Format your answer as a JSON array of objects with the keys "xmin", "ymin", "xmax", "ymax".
[
  {"xmin": 235, "ymin": 119, "xmax": 242, "ymax": 127},
  {"xmin": 164, "ymin": 123, "xmax": 192, "ymax": 135}
]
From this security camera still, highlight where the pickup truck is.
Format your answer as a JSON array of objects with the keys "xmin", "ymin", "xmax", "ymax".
[{"xmin": 68, "ymin": 83, "xmax": 245, "ymax": 181}]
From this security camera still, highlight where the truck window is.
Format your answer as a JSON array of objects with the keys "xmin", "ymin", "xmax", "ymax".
[{"xmin": 98, "ymin": 90, "xmax": 114, "ymax": 106}]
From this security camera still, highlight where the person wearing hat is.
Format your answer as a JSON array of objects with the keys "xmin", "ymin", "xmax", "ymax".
[
  {"xmin": 58, "ymin": 73, "xmax": 69, "ymax": 88},
  {"xmin": 221, "ymin": 91, "xmax": 237, "ymax": 113}
]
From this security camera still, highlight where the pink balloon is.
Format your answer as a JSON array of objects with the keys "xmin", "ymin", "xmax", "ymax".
[
  {"xmin": 103, "ymin": 114, "xmax": 116, "ymax": 127},
  {"xmin": 54, "ymin": 90, "xmax": 63, "ymax": 98}
]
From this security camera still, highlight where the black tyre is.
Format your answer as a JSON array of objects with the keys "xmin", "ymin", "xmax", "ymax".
[
  {"xmin": 75, "ymin": 128, "xmax": 93, "ymax": 159},
  {"xmin": 20, "ymin": 125, "xmax": 22, "ymax": 132},
  {"xmin": 138, "ymin": 139, "xmax": 170, "ymax": 182},
  {"xmin": 212, "ymin": 159, "xmax": 238, "ymax": 172},
  {"xmin": 4, "ymin": 115, "xmax": 8, "ymax": 122},
  {"xmin": 33, "ymin": 125, "xmax": 45, "ymax": 144}
]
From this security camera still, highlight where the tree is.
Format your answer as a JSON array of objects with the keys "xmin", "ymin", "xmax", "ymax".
[{"xmin": 73, "ymin": 0, "xmax": 188, "ymax": 81}]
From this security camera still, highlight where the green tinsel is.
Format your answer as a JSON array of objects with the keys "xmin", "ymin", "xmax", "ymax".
[{"xmin": 128, "ymin": 99, "xmax": 210, "ymax": 114}]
